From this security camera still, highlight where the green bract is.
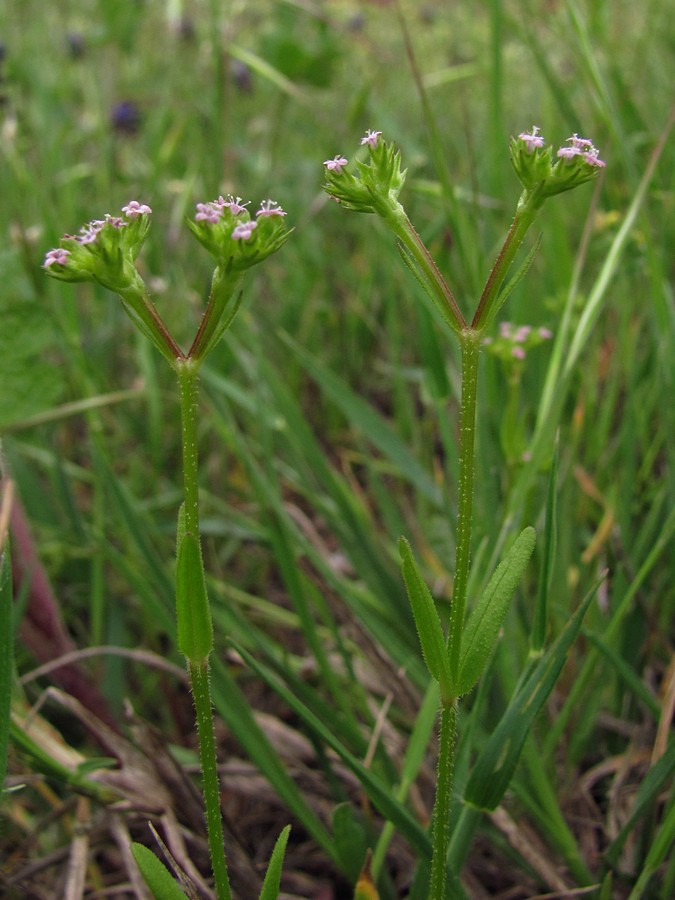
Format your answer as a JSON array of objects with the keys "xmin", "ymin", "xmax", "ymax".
[
  {"xmin": 323, "ymin": 137, "xmax": 407, "ymax": 214},
  {"xmin": 186, "ymin": 202, "xmax": 292, "ymax": 271}
]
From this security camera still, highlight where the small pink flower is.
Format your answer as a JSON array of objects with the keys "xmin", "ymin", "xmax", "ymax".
[
  {"xmin": 219, "ymin": 195, "xmax": 249, "ymax": 215},
  {"xmin": 512, "ymin": 346, "xmax": 526, "ymax": 360},
  {"xmin": 256, "ymin": 199, "xmax": 287, "ymax": 218},
  {"xmin": 231, "ymin": 220, "xmax": 257, "ymax": 241},
  {"xmin": 361, "ymin": 130, "xmax": 382, "ymax": 149},
  {"xmin": 122, "ymin": 201, "xmax": 152, "ymax": 218},
  {"xmin": 557, "ymin": 145, "xmax": 582, "ymax": 160},
  {"xmin": 43, "ymin": 248, "xmax": 71, "ymax": 268},
  {"xmin": 567, "ymin": 134, "xmax": 594, "ymax": 149},
  {"xmin": 514, "ymin": 325, "xmax": 532, "ymax": 343},
  {"xmin": 583, "ymin": 149, "xmax": 605, "ymax": 168},
  {"xmin": 324, "ymin": 155, "xmax": 349, "ymax": 174},
  {"xmin": 538, "ymin": 327, "xmax": 553, "ymax": 339},
  {"xmin": 195, "ymin": 202, "xmax": 221, "ymax": 224},
  {"xmin": 518, "ymin": 126, "xmax": 545, "ymax": 152},
  {"xmin": 77, "ymin": 220, "xmax": 105, "ymax": 244}
]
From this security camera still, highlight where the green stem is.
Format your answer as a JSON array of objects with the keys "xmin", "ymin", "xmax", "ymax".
[
  {"xmin": 385, "ymin": 203, "xmax": 467, "ymax": 334},
  {"xmin": 177, "ymin": 358, "xmax": 201, "ymax": 537},
  {"xmin": 429, "ymin": 700, "xmax": 458, "ymax": 899},
  {"xmin": 189, "ymin": 660, "xmax": 232, "ymax": 900},
  {"xmin": 176, "ymin": 358, "xmax": 231, "ymax": 900},
  {"xmin": 471, "ymin": 194, "xmax": 541, "ymax": 331},
  {"xmin": 448, "ymin": 328, "xmax": 481, "ymax": 684}
]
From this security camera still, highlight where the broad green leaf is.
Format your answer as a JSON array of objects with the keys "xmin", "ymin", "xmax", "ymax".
[
  {"xmin": 176, "ymin": 531, "xmax": 213, "ymax": 664},
  {"xmin": 399, "ymin": 538, "xmax": 455, "ymax": 700},
  {"xmin": 464, "ymin": 580, "xmax": 597, "ymax": 810},
  {"xmin": 332, "ymin": 803, "xmax": 369, "ymax": 884},
  {"xmin": 457, "ymin": 527, "xmax": 536, "ymax": 696},
  {"xmin": 258, "ymin": 825, "xmax": 291, "ymax": 900},
  {"xmin": 131, "ymin": 843, "xmax": 188, "ymax": 900}
]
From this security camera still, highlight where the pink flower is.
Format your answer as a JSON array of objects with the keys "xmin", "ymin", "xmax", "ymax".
[
  {"xmin": 324, "ymin": 155, "xmax": 349, "ymax": 174},
  {"xmin": 122, "ymin": 201, "xmax": 152, "ymax": 218},
  {"xmin": 518, "ymin": 126, "xmax": 545, "ymax": 152},
  {"xmin": 361, "ymin": 130, "xmax": 382, "ymax": 149},
  {"xmin": 231, "ymin": 220, "xmax": 257, "ymax": 241},
  {"xmin": 195, "ymin": 202, "xmax": 221, "ymax": 224},
  {"xmin": 583, "ymin": 149, "xmax": 605, "ymax": 168},
  {"xmin": 219, "ymin": 195, "xmax": 250, "ymax": 215},
  {"xmin": 43, "ymin": 248, "xmax": 71, "ymax": 268},
  {"xmin": 256, "ymin": 199, "xmax": 287, "ymax": 218}
]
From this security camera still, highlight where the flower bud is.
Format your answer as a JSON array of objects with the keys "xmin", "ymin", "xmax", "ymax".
[
  {"xmin": 187, "ymin": 195, "xmax": 292, "ymax": 270},
  {"xmin": 43, "ymin": 202, "xmax": 152, "ymax": 294},
  {"xmin": 322, "ymin": 131, "xmax": 407, "ymax": 214},
  {"xmin": 511, "ymin": 127, "xmax": 605, "ymax": 201}
]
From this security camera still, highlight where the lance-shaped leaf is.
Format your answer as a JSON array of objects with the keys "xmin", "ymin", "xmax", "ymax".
[
  {"xmin": 176, "ymin": 526, "xmax": 213, "ymax": 665},
  {"xmin": 131, "ymin": 843, "xmax": 188, "ymax": 900},
  {"xmin": 457, "ymin": 527, "xmax": 536, "ymax": 696},
  {"xmin": 258, "ymin": 825, "xmax": 291, "ymax": 900},
  {"xmin": 464, "ymin": 580, "xmax": 598, "ymax": 811},
  {"xmin": 399, "ymin": 537, "xmax": 455, "ymax": 701}
]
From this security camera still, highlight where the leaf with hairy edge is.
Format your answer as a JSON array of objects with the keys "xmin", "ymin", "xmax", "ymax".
[
  {"xmin": 457, "ymin": 527, "xmax": 536, "ymax": 696},
  {"xmin": 464, "ymin": 580, "xmax": 599, "ymax": 811},
  {"xmin": 399, "ymin": 537, "xmax": 455, "ymax": 701},
  {"xmin": 258, "ymin": 825, "xmax": 291, "ymax": 900},
  {"xmin": 176, "ymin": 531, "xmax": 213, "ymax": 664},
  {"xmin": 131, "ymin": 843, "xmax": 188, "ymax": 900}
]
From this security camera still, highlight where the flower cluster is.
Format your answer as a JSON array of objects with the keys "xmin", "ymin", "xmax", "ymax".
[
  {"xmin": 43, "ymin": 202, "xmax": 152, "ymax": 292},
  {"xmin": 322, "ymin": 129, "xmax": 406, "ymax": 214},
  {"xmin": 187, "ymin": 194, "xmax": 291, "ymax": 270},
  {"xmin": 483, "ymin": 321, "xmax": 553, "ymax": 362},
  {"xmin": 511, "ymin": 127, "xmax": 605, "ymax": 199}
]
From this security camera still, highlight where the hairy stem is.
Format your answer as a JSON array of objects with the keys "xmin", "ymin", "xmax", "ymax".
[
  {"xmin": 176, "ymin": 359, "xmax": 231, "ymax": 899},
  {"xmin": 429, "ymin": 700, "xmax": 458, "ymax": 899},
  {"xmin": 448, "ymin": 328, "xmax": 481, "ymax": 683},
  {"xmin": 189, "ymin": 660, "xmax": 231, "ymax": 900}
]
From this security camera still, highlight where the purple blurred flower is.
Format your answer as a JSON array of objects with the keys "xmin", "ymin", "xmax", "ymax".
[{"xmin": 111, "ymin": 100, "xmax": 141, "ymax": 135}]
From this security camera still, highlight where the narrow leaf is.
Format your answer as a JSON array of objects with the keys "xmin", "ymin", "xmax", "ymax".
[
  {"xmin": 464, "ymin": 579, "xmax": 598, "ymax": 810},
  {"xmin": 399, "ymin": 537, "xmax": 455, "ymax": 700},
  {"xmin": 258, "ymin": 825, "xmax": 291, "ymax": 900},
  {"xmin": 131, "ymin": 843, "xmax": 188, "ymax": 900},
  {"xmin": 457, "ymin": 527, "xmax": 536, "ymax": 696},
  {"xmin": 176, "ymin": 532, "xmax": 213, "ymax": 664}
]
